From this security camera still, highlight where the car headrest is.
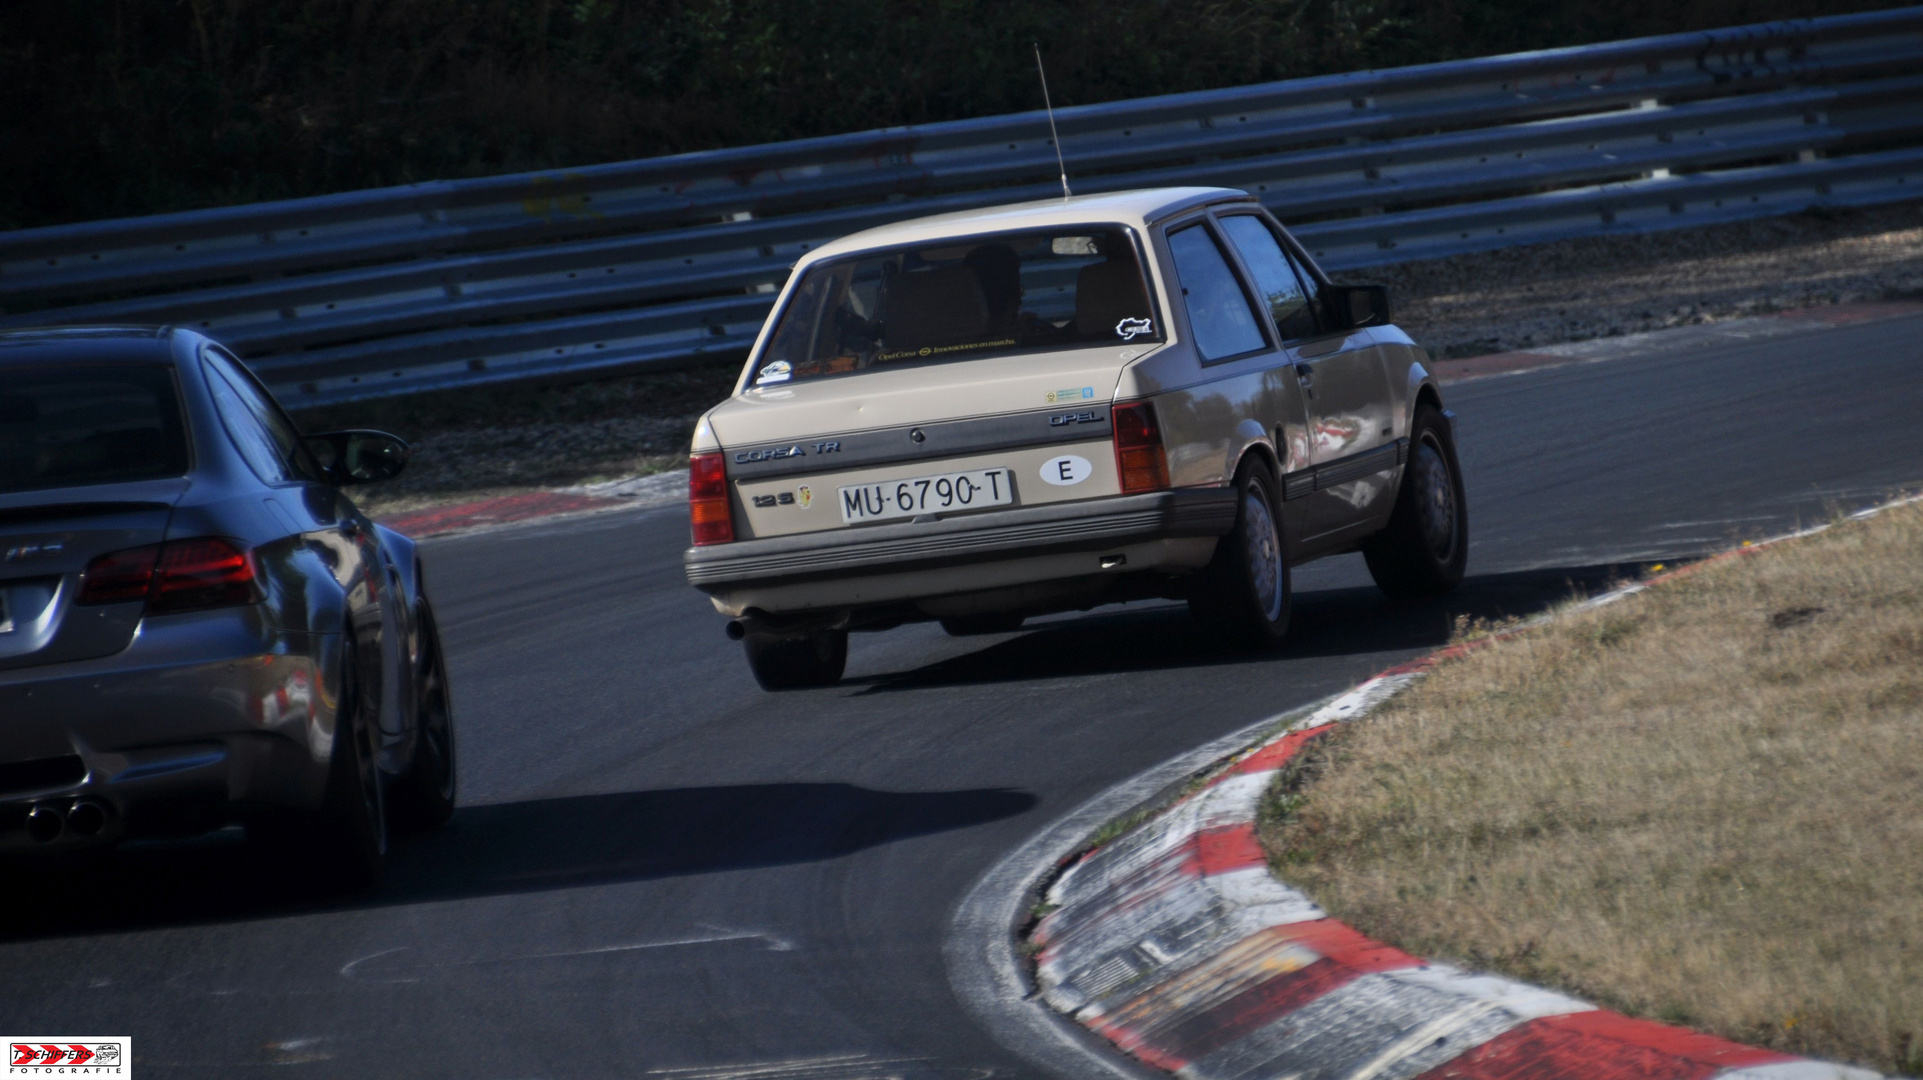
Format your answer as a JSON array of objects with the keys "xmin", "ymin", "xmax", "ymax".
[
  {"xmin": 883, "ymin": 265, "xmax": 990, "ymax": 354},
  {"xmin": 1074, "ymin": 259, "xmax": 1150, "ymax": 341},
  {"xmin": 964, "ymin": 244, "xmax": 1024, "ymax": 331}
]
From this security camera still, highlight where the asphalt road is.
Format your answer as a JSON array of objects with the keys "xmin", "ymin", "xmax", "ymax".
[{"xmin": 5, "ymin": 313, "xmax": 1923, "ymax": 1079}]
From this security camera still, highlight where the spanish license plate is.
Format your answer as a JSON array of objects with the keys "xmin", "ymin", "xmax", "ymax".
[{"xmin": 839, "ymin": 468, "xmax": 1014, "ymax": 524}]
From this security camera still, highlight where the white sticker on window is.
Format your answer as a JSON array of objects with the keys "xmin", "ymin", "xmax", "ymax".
[
  {"xmin": 1115, "ymin": 317, "xmax": 1153, "ymax": 340},
  {"xmin": 755, "ymin": 360, "xmax": 792, "ymax": 385},
  {"xmin": 1040, "ymin": 455, "xmax": 1093, "ymax": 486}
]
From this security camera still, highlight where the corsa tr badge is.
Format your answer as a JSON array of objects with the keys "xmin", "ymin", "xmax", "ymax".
[{"xmin": 8, "ymin": 1038, "xmax": 129, "ymax": 1075}]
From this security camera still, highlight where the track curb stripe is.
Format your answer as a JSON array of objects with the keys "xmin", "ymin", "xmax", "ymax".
[
  {"xmin": 1032, "ymin": 492, "xmax": 1922, "ymax": 1080},
  {"xmin": 378, "ymin": 469, "xmax": 690, "ymax": 538},
  {"xmin": 381, "ymin": 490, "xmax": 625, "ymax": 536}
]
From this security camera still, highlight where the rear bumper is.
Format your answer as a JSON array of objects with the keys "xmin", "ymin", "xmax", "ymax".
[
  {"xmin": 0, "ymin": 612, "xmax": 341, "ymax": 853},
  {"xmin": 684, "ymin": 488, "xmax": 1237, "ymax": 615}
]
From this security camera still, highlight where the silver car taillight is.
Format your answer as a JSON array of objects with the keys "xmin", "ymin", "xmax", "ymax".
[{"xmin": 77, "ymin": 537, "xmax": 262, "ymax": 614}]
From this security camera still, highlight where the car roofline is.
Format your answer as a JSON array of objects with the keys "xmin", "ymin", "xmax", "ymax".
[
  {"xmin": 796, "ymin": 186, "xmax": 1253, "ymax": 266},
  {"xmin": 1142, "ymin": 188, "xmax": 1257, "ymax": 224},
  {"xmin": 0, "ymin": 326, "xmax": 186, "ymax": 367}
]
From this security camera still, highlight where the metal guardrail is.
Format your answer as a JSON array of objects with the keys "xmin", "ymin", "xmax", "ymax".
[{"xmin": 5, "ymin": 7, "xmax": 1922, "ymax": 406}]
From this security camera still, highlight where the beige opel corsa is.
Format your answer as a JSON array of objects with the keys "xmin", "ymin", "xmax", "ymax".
[{"xmin": 683, "ymin": 187, "xmax": 1466, "ymax": 689}]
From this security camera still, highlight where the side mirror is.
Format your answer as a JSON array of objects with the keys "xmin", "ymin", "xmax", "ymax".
[
  {"xmin": 305, "ymin": 430, "xmax": 410, "ymax": 485},
  {"xmin": 1328, "ymin": 284, "xmax": 1392, "ymax": 330}
]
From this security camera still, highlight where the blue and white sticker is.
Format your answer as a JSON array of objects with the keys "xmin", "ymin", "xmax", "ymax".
[
  {"xmin": 1040, "ymin": 455, "xmax": 1093, "ymax": 486},
  {"xmin": 1114, "ymin": 317, "xmax": 1154, "ymax": 340},
  {"xmin": 755, "ymin": 360, "xmax": 792, "ymax": 385}
]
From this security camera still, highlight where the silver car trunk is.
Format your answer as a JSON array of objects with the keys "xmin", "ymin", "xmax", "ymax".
[
  {"xmin": 0, "ymin": 479, "xmax": 185, "ymax": 672},
  {"xmin": 707, "ymin": 345, "xmax": 1145, "ymax": 540}
]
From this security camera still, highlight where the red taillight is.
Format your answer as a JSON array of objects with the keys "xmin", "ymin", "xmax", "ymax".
[
  {"xmin": 149, "ymin": 538, "xmax": 260, "ymax": 613},
  {"xmin": 689, "ymin": 452, "xmax": 735, "ymax": 545},
  {"xmin": 75, "ymin": 545, "xmax": 160, "ymax": 605},
  {"xmin": 1112, "ymin": 401, "xmax": 1170, "ymax": 494},
  {"xmin": 78, "ymin": 537, "xmax": 260, "ymax": 614}
]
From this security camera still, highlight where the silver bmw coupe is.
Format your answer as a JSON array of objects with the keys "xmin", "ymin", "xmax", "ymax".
[{"xmin": 0, "ymin": 327, "xmax": 453, "ymax": 886}]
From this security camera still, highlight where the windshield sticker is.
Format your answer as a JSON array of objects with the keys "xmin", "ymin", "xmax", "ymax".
[
  {"xmin": 1045, "ymin": 387, "xmax": 1095, "ymax": 404},
  {"xmin": 755, "ymin": 360, "xmax": 792, "ymax": 385},
  {"xmin": 876, "ymin": 338, "xmax": 1017, "ymax": 363},
  {"xmin": 1114, "ymin": 317, "xmax": 1154, "ymax": 340}
]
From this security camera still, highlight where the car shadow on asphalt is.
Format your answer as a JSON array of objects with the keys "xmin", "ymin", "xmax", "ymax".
[
  {"xmin": 847, "ymin": 562, "xmax": 1644, "ymax": 693},
  {"xmin": 0, "ymin": 782, "xmax": 1034, "ymax": 940}
]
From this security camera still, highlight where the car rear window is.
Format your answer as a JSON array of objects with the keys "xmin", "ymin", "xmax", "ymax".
[
  {"xmin": 0, "ymin": 365, "xmax": 191, "ymax": 495},
  {"xmin": 752, "ymin": 225, "xmax": 1160, "ymax": 387}
]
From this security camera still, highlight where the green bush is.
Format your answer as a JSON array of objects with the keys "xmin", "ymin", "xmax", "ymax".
[{"xmin": 0, "ymin": 0, "xmax": 1898, "ymax": 230}]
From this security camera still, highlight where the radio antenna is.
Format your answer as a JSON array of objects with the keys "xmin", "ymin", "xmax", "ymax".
[{"xmin": 1034, "ymin": 43, "xmax": 1072, "ymax": 202}]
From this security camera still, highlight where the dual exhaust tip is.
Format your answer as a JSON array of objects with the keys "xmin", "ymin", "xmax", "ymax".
[{"xmin": 25, "ymin": 799, "xmax": 111, "ymax": 844}]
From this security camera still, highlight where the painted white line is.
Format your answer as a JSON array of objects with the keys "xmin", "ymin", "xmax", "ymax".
[
  {"xmin": 1288, "ymin": 675, "xmax": 1423, "ymax": 732},
  {"xmin": 646, "ymin": 1053, "xmax": 938, "ymax": 1080},
  {"xmin": 569, "ymin": 468, "xmax": 690, "ymax": 505},
  {"xmin": 339, "ymin": 926, "xmax": 790, "ymax": 982},
  {"xmin": 1718, "ymin": 1062, "xmax": 1885, "ymax": 1080}
]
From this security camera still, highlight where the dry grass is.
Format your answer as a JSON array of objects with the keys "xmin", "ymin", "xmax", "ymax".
[{"xmin": 1260, "ymin": 498, "xmax": 1923, "ymax": 1075}]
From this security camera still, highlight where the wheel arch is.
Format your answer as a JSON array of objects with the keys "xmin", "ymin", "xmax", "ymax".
[
  {"xmin": 1412, "ymin": 380, "xmax": 1445, "ymax": 423},
  {"xmin": 1229, "ymin": 434, "xmax": 1281, "ymax": 487},
  {"xmin": 372, "ymin": 524, "xmax": 422, "ymax": 611}
]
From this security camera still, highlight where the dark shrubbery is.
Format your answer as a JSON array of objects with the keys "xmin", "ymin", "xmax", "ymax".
[{"xmin": 0, "ymin": 0, "xmax": 1897, "ymax": 229}]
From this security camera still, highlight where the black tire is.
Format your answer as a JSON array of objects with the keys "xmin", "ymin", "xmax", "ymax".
[
  {"xmin": 1188, "ymin": 462, "xmax": 1291, "ymax": 646},
  {"xmin": 388, "ymin": 594, "xmax": 457, "ymax": 831},
  {"xmin": 939, "ymin": 612, "xmax": 1026, "ymax": 636},
  {"xmin": 1363, "ymin": 403, "xmax": 1469, "ymax": 598},
  {"xmin": 310, "ymin": 636, "xmax": 388, "ymax": 889},
  {"xmin": 743, "ymin": 629, "xmax": 848, "ymax": 690}
]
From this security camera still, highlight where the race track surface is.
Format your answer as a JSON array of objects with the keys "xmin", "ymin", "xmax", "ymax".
[{"xmin": 4, "ymin": 314, "xmax": 1922, "ymax": 1079}]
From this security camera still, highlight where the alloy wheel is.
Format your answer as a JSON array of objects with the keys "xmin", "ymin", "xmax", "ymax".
[
  {"xmin": 1413, "ymin": 435, "xmax": 1458, "ymax": 563},
  {"xmin": 416, "ymin": 611, "xmax": 455, "ymax": 803},
  {"xmin": 1242, "ymin": 488, "xmax": 1284, "ymax": 622}
]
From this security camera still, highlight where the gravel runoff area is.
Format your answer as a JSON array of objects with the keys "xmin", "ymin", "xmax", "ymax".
[
  {"xmin": 291, "ymin": 200, "xmax": 1923, "ymax": 519},
  {"xmin": 1257, "ymin": 498, "xmax": 1923, "ymax": 1077}
]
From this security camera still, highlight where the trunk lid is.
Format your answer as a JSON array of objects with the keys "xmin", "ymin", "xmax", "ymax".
[
  {"xmin": 0, "ymin": 478, "xmax": 188, "ymax": 672},
  {"xmin": 708, "ymin": 345, "xmax": 1145, "ymax": 540}
]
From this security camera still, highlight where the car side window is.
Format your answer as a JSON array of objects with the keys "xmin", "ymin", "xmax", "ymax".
[
  {"xmin": 203, "ymin": 359, "xmax": 290, "ymax": 483},
  {"xmin": 1276, "ymin": 239, "xmax": 1328, "ymax": 332},
  {"xmin": 1218, "ymin": 215, "xmax": 1320, "ymax": 341},
  {"xmin": 1166, "ymin": 223, "xmax": 1267, "ymax": 362},
  {"xmin": 202, "ymin": 350, "xmax": 323, "ymax": 484}
]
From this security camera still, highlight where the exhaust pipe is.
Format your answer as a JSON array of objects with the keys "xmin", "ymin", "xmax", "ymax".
[
  {"xmin": 25, "ymin": 803, "xmax": 64, "ymax": 843},
  {"xmin": 65, "ymin": 799, "xmax": 108, "ymax": 838}
]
